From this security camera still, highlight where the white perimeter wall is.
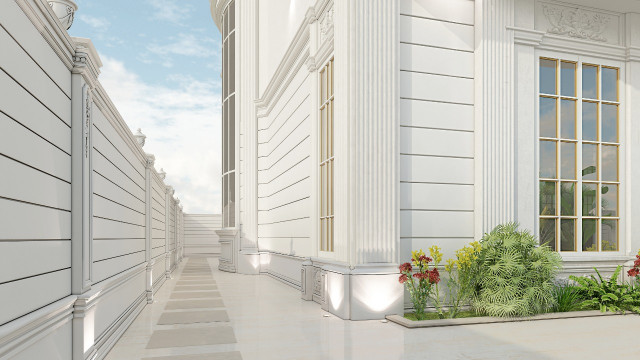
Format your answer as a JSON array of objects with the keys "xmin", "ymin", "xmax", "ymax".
[
  {"xmin": 0, "ymin": 0, "xmax": 72, "ymax": 340},
  {"xmin": 0, "ymin": 1, "xmax": 184, "ymax": 358},
  {"xmin": 257, "ymin": 66, "xmax": 312, "ymax": 258},
  {"xmin": 184, "ymin": 214, "xmax": 222, "ymax": 255},
  {"xmin": 399, "ymin": 0, "xmax": 476, "ymax": 260}
]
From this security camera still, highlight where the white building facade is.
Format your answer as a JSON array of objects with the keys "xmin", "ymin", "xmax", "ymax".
[{"xmin": 210, "ymin": 0, "xmax": 640, "ymax": 321}]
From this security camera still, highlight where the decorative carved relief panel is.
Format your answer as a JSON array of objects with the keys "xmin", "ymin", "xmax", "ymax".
[{"xmin": 535, "ymin": 1, "xmax": 621, "ymax": 44}]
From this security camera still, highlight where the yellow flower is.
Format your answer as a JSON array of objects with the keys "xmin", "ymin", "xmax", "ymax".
[
  {"xmin": 445, "ymin": 258, "xmax": 456, "ymax": 272},
  {"xmin": 429, "ymin": 245, "xmax": 443, "ymax": 265},
  {"xmin": 411, "ymin": 249, "xmax": 425, "ymax": 265}
]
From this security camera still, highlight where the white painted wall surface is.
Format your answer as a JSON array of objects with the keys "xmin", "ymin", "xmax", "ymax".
[
  {"xmin": 0, "ymin": 0, "xmax": 72, "ymax": 327},
  {"xmin": 399, "ymin": 0, "xmax": 476, "ymax": 260},
  {"xmin": 258, "ymin": 0, "xmax": 313, "ymax": 95},
  {"xmin": 184, "ymin": 214, "xmax": 222, "ymax": 255},
  {"xmin": 257, "ymin": 66, "xmax": 312, "ymax": 257}
]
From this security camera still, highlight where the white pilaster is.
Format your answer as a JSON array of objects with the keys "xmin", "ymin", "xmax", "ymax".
[
  {"xmin": 70, "ymin": 37, "xmax": 101, "ymax": 360},
  {"xmin": 625, "ymin": 13, "xmax": 640, "ymax": 256},
  {"xmin": 475, "ymin": 0, "xmax": 516, "ymax": 236},
  {"xmin": 144, "ymin": 153, "xmax": 155, "ymax": 303},
  {"xmin": 327, "ymin": 0, "xmax": 403, "ymax": 320},
  {"xmin": 333, "ymin": 0, "xmax": 399, "ymax": 266},
  {"xmin": 70, "ymin": 44, "xmax": 97, "ymax": 296},
  {"xmin": 235, "ymin": 0, "xmax": 261, "ymax": 274},
  {"xmin": 165, "ymin": 186, "xmax": 174, "ymax": 279}
]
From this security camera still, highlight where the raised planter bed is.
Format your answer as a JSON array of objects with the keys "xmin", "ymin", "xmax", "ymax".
[{"xmin": 386, "ymin": 310, "xmax": 625, "ymax": 328}]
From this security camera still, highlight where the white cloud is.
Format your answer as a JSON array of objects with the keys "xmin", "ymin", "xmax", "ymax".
[
  {"xmin": 78, "ymin": 14, "xmax": 110, "ymax": 32},
  {"xmin": 146, "ymin": 0, "xmax": 192, "ymax": 25},
  {"xmin": 147, "ymin": 33, "xmax": 219, "ymax": 59},
  {"xmin": 98, "ymin": 55, "xmax": 222, "ymax": 214}
]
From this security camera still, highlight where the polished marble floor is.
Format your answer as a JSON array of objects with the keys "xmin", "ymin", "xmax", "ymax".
[{"xmin": 106, "ymin": 257, "xmax": 640, "ymax": 360}]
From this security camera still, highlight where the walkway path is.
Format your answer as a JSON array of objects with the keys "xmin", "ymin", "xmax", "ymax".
[{"xmin": 106, "ymin": 257, "xmax": 640, "ymax": 360}]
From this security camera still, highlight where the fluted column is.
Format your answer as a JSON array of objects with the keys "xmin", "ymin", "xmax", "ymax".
[
  {"xmin": 476, "ymin": 0, "xmax": 516, "ymax": 236},
  {"xmin": 238, "ymin": 0, "xmax": 258, "ymax": 251},
  {"xmin": 333, "ymin": 0, "xmax": 399, "ymax": 266}
]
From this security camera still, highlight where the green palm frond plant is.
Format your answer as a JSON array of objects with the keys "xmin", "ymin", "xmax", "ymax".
[
  {"xmin": 570, "ymin": 266, "xmax": 640, "ymax": 314},
  {"xmin": 472, "ymin": 222, "xmax": 563, "ymax": 317}
]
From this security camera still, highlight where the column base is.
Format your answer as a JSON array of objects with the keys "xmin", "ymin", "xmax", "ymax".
[
  {"xmin": 216, "ymin": 229, "xmax": 238, "ymax": 273},
  {"xmin": 305, "ymin": 260, "xmax": 404, "ymax": 320}
]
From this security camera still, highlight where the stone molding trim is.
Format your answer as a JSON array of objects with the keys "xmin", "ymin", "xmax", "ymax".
[
  {"xmin": 0, "ymin": 296, "xmax": 75, "ymax": 359},
  {"xmin": 541, "ymin": 4, "xmax": 611, "ymax": 42},
  {"xmin": 14, "ymin": 0, "xmax": 75, "ymax": 69}
]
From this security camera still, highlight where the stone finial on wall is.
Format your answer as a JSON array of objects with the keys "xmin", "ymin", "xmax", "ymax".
[
  {"xmin": 145, "ymin": 153, "xmax": 155, "ymax": 168},
  {"xmin": 134, "ymin": 128, "xmax": 146, "ymax": 147},
  {"xmin": 48, "ymin": 0, "xmax": 78, "ymax": 30},
  {"xmin": 158, "ymin": 168, "xmax": 166, "ymax": 180}
]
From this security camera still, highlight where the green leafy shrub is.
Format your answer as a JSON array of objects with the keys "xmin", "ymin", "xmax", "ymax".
[
  {"xmin": 472, "ymin": 222, "xmax": 562, "ymax": 317},
  {"xmin": 570, "ymin": 266, "xmax": 640, "ymax": 314},
  {"xmin": 550, "ymin": 281, "xmax": 584, "ymax": 313}
]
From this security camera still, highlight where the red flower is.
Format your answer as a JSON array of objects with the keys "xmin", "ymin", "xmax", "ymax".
[
  {"xmin": 629, "ymin": 268, "xmax": 640, "ymax": 278},
  {"xmin": 634, "ymin": 258, "xmax": 640, "ymax": 268},
  {"xmin": 399, "ymin": 262, "xmax": 412, "ymax": 273},
  {"xmin": 399, "ymin": 274, "xmax": 409, "ymax": 284},
  {"xmin": 429, "ymin": 268, "xmax": 441, "ymax": 284},
  {"xmin": 419, "ymin": 255, "xmax": 433, "ymax": 263}
]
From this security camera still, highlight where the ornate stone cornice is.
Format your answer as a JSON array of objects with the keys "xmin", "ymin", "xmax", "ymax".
[{"xmin": 209, "ymin": 0, "xmax": 233, "ymax": 32}]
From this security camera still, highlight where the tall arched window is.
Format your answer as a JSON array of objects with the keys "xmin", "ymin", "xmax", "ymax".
[{"xmin": 222, "ymin": 1, "xmax": 236, "ymax": 228}]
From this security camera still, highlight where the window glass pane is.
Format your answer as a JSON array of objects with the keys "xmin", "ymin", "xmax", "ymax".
[
  {"xmin": 582, "ymin": 219, "xmax": 597, "ymax": 251},
  {"xmin": 582, "ymin": 64, "xmax": 598, "ymax": 99},
  {"xmin": 321, "ymin": 164, "xmax": 326, "ymax": 217},
  {"xmin": 229, "ymin": 95, "xmax": 235, "ymax": 171},
  {"xmin": 321, "ymin": 69, "xmax": 327, "ymax": 103},
  {"xmin": 561, "ymin": 219, "xmax": 575, "ymax": 251},
  {"xmin": 539, "ymin": 181, "xmax": 556, "ymax": 216},
  {"xmin": 540, "ymin": 59, "xmax": 557, "ymax": 95},
  {"xmin": 561, "ymin": 61, "xmax": 576, "ymax": 97},
  {"xmin": 229, "ymin": 33, "xmax": 235, "ymax": 94},
  {"xmin": 229, "ymin": 172, "xmax": 235, "ymax": 227},
  {"xmin": 540, "ymin": 219, "xmax": 556, "ymax": 251},
  {"xmin": 321, "ymin": 107, "xmax": 326, "ymax": 160},
  {"xmin": 601, "ymin": 184, "xmax": 618, "ymax": 217},
  {"xmin": 320, "ymin": 218, "xmax": 325, "ymax": 251},
  {"xmin": 540, "ymin": 141, "xmax": 556, "ymax": 178},
  {"xmin": 601, "ymin": 219, "xmax": 618, "ymax": 251},
  {"xmin": 560, "ymin": 99, "xmax": 576, "ymax": 139},
  {"xmin": 601, "ymin": 104, "xmax": 618, "ymax": 143},
  {"xmin": 601, "ymin": 145, "xmax": 618, "ymax": 181},
  {"xmin": 222, "ymin": 176, "xmax": 228, "ymax": 227},
  {"xmin": 561, "ymin": 142, "xmax": 575, "ymax": 180},
  {"xmin": 228, "ymin": 1, "xmax": 235, "ymax": 32},
  {"xmin": 328, "ymin": 161, "xmax": 333, "ymax": 215},
  {"xmin": 582, "ymin": 144, "xmax": 597, "ymax": 180},
  {"xmin": 582, "ymin": 183, "xmax": 598, "ymax": 216},
  {"xmin": 540, "ymin": 97, "xmax": 557, "ymax": 138},
  {"xmin": 329, "ymin": 218, "xmax": 334, "ymax": 252},
  {"xmin": 560, "ymin": 182, "xmax": 575, "ymax": 216},
  {"xmin": 582, "ymin": 101, "xmax": 598, "ymax": 141},
  {"xmin": 223, "ymin": 40, "xmax": 228, "ymax": 99},
  {"xmin": 601, "ymin": 67, "xmax": 618, "ymax": 102}
]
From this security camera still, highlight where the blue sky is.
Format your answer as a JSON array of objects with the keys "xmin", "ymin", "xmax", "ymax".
[{"xmin": 69, "ymin": 0, "xmax": 223, "ymax": 214}]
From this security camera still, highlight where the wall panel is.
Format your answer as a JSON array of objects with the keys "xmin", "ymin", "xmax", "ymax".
[{"xmin": 399, "ymin": 0, "xmax": 476, "ymax": 262}]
